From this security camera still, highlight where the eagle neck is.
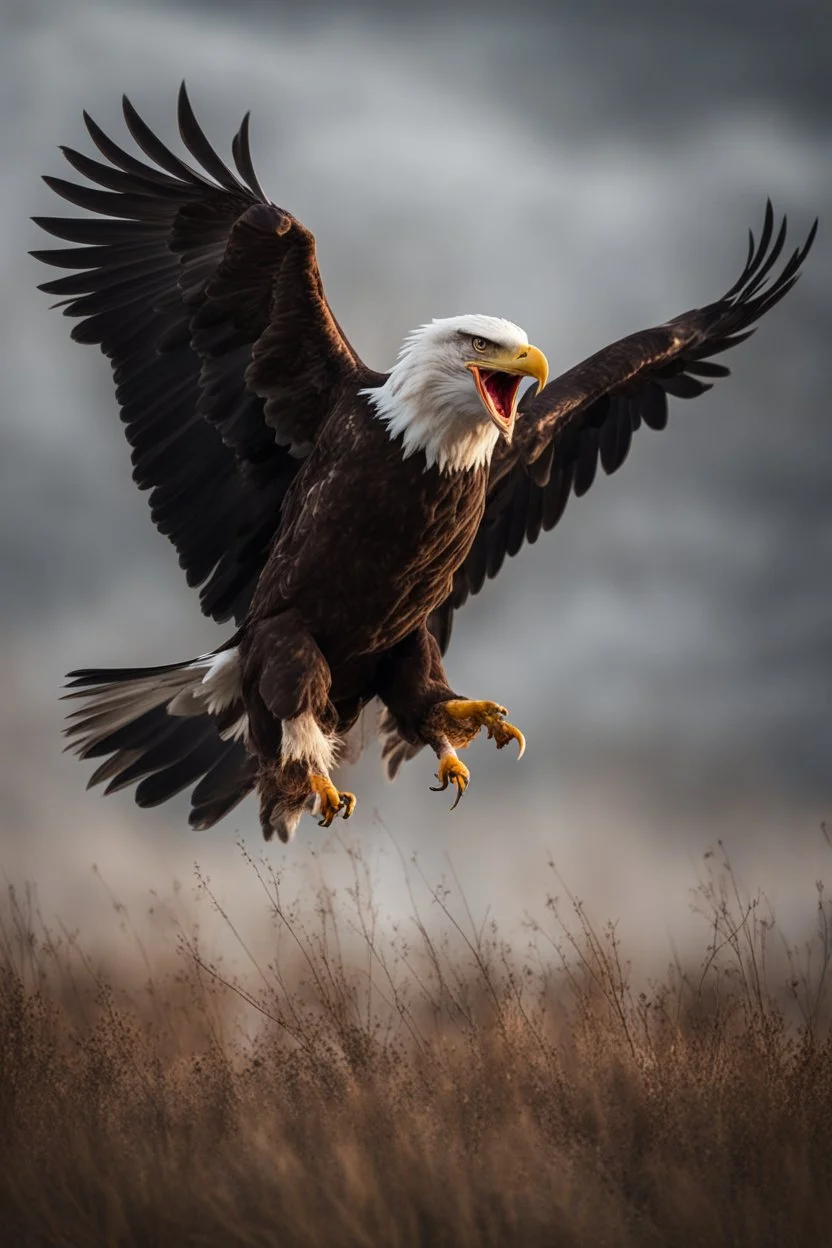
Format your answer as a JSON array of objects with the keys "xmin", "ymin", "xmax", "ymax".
[{"xmin": 362, "ymin": 375, "xmax": 500, "ymax": 475}]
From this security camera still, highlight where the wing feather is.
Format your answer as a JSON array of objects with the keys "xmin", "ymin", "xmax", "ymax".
[
  {"xmin": 176, "ymin": 83, "xmax": 246, "ymax": 194},
  {"xmin": 35, "ymin": 85, "xmax": 376, "ymax": 624},
  {"xmin": 231, "ymin": 112, "xmax": 269, "ymax": 202}
]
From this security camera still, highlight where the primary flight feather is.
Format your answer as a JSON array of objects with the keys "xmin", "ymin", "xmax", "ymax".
[{"xmin": 35, "ymin": 85, "xmax": 817, "ymax": 841}]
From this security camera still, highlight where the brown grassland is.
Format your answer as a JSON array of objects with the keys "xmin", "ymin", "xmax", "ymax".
[{"xmin": 2, "ymin": 836, "xmax": 832, "ymax": 1247}]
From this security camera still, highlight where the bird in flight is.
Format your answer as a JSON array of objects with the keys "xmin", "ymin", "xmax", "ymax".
[{"xmin": 35, "ymin": 85, "xmax": 816, "ymax": 842}]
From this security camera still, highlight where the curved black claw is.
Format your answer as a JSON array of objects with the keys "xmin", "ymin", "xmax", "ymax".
[{"xmin": 430, "ymin": 754, "xmax": 470, "ymax": 809}]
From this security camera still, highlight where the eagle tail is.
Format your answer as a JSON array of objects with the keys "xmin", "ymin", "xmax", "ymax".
[{"xmin": 62, "ymin": 649, "xmax": 257, "ymax": 829}]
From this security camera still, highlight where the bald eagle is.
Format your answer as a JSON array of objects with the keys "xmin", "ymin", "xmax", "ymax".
[{"xmin": 36, "ymin": 86, "xmax": 816, "ymax": 841}]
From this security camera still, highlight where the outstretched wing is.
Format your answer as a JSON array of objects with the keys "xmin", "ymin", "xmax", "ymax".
[
  {"xmin": 432, "ymin": 202, "xmax": 817, "ymax": 649},
  {"xmin": 34, "ymin": 84, "xmax": 378, "ymax": 624}
]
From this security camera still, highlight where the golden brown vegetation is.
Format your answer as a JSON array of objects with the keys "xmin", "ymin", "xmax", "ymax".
[{"xmin": 2, "ymin": 839, "xmax": 832, "ymax": 1247}]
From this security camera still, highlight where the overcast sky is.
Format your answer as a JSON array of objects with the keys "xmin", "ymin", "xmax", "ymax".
[{"xmin": 1, "ymin": 0, "xmax": 830, "ymax": 960}]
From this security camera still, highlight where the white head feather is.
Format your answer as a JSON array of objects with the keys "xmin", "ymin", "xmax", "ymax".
[{"xmin": 363, "ymin": 314, "xmax": 529, "ymax": 473}]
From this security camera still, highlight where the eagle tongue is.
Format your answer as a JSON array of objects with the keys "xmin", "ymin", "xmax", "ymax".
[{"xmin": 483, "ymin": 371, "xmax": 520, "ymax": 422}]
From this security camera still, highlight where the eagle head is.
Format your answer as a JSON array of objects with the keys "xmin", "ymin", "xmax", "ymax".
[{"xmin": 365, "ymin": 315, "xmax": 549, "ymax": 473}]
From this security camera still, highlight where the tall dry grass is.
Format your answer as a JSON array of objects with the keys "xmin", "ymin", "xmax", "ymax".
[{"xmin": 2, "ymin": 836, "xmax": 832, "ymax": 1246}]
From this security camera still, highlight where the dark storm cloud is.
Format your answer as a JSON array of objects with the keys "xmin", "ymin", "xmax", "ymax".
[
  {"xmin": 133, "ymin": 0, "xmax": 832, "ymax": 136},
  {"xmin": 0, "ymin": 0, "xmax": 829, "ymax": 937}
]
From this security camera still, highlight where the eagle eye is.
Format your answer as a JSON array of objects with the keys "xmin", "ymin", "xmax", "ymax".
[{"xmin": 471, "ymin": 336, "xmax": 489, "ymax": 353}]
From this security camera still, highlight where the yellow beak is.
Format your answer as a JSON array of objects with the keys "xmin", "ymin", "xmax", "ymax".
[
  {"xmin": 466, "ymin": 343, "xmax": 549, "ymax": 440},
  {"xmin": 506, "ymin": 343, "xmax": 549, "ymax": 392}
]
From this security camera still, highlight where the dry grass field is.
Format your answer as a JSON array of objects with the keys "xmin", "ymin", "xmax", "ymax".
[{"xmin": 2, "ymin": 838, "xmax": 832, "ymax": 1247}]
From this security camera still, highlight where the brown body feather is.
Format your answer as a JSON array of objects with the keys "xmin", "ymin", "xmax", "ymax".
[{"xmin": 248, "ymin": 393, "xmax": 487, "ymax": 670}]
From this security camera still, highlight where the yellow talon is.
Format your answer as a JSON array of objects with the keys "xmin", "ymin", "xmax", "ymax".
[
  {"xmin": 430, "ymin": 752, "xmax": 470, "ymax": 810},
  {"xmin": 340, "ymin": 791, "xmax": 357, "ymax": 820},
  {"xmin": 444, "ymin": 699, "xmax": 507, "ymax": 721},
  {"xmin": 486, "ymin": 717, "xmax": 526, "ymax": 759},
  {"xmin": 309, "ymin": 774, "xmax": 357, "ymax": 827},
  {"xmin": 442, "ymin": 699, "xmax": 526, "ymax": 759}
]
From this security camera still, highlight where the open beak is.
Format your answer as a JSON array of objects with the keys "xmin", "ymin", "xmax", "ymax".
[{"xmin": 466, "ymin": 343, "xmax": 549, "ymax": 441}]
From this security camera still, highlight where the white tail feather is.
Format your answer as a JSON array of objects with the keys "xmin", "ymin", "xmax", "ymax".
[{"xmin": 65, "ymin": 648, "xmax": 245, "ymax": 757}]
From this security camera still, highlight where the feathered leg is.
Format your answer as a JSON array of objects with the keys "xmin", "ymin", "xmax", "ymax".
[
  {"xmin": 241, "ymin": 612, "xmax": 355, "ymax": 841},
  {"xmin": 376, "ymin": 626, "xmax": 524, "ymax": 808}
]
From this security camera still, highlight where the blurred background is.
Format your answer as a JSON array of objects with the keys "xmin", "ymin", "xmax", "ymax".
[{"xmin": 1, "ymin": 0, "xmax": 830, "ymax": 965}]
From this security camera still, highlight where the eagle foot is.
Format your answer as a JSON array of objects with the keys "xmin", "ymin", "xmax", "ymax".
[
  {"xmin": 430, "ymin": 753, "xmax": 470, "ymax": 810},
  {"xmin": 441, "ymin": 699, "xmax": 526, "ymax": 758},
  {"xmin": 309, "ymin": 774, "xmax": 357, "ymax": 827}
]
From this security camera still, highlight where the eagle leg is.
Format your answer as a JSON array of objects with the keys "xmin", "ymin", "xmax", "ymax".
[
  {"xmin": 430, "ymin": 699, "xmax": 526, "ymax": 758},
  {"xmin": 376, "ymin": 628, "xmax": 525, "ymax": 805}
]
